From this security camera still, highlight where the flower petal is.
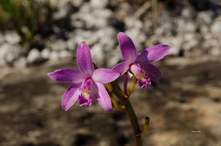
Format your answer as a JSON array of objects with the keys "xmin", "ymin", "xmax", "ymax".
[
  {"xmin": 92, "ymin": 68, "xmax": 119, "ymax": 84},
  {"xmin": 112, "ymin": 61, "xmax": 129, "ymax": 76},
  {"xmin": 77, "ymin": 41, "xmax": 94, "ymax": 76},
  {"xmin": 118, "ymin": 32, "xmax": 137, "ymax": 63},
  {"xmin": 91, "ymin": 82, "xmax": 112, "ymax": 112},
  {"xmin": 48, "ymin": 68, "xmax": 85, "ymax": 83},
  {"xmin": 140, "ymin": 63, "xmax": 162, "ymax": 82},
  {"xmin": 135, "ymin": 45, "xmax": 170, "ymax": 63},
  {"xmin": 62, "ymin": 82, "xmax": 82, "ymax": 111}
]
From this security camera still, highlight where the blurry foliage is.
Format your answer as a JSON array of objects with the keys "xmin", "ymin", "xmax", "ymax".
[{"xmin": 0, "ymin": 0, "xmax": 54, "ymax": 46}]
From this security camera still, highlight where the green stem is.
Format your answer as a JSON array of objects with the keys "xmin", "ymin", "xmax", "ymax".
[{"xmin": 106, "ymin": 81, "xmax": 142, "ymax": 146}]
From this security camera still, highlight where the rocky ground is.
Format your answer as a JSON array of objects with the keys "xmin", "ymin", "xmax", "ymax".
[
  {"xmin": 0, "ymin": 0, "xmax": 221, "ymax": 71},
  {"xmin": 0, "ymin": 57, "xmax": 221, "ymax": 146}
]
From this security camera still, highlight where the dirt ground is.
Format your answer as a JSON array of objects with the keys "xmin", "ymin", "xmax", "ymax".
[{"xmin": 0, "ymin": 57, "xmax": 221, "ymax": 146}]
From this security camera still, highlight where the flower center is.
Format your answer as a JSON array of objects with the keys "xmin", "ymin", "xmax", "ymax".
[
  {"xmin": 78, "ymin": 77, "xmax": 93, "ymax": 107},
  {"xmin": 137, "ymin": 72, "xmax": 146, "ymax": 82},
  {"xmin": 129, "ymin": 63, "xmax": 151, "ymax": 90},
  {"xmin": 82, "ymin": 89, "xmax": 90, "ymax": 100}
]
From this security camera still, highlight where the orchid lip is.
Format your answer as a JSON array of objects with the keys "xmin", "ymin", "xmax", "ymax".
[
  {"xmin": 129, "ymin": 63, "xmax": 151, "ymax": 90},
  {"xmin": 78, "ymin": 77, "xmax": 94, "ymax": 107}
]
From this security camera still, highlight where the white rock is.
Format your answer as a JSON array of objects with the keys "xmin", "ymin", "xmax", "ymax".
[
  {"xmin": 211, "ymin": 21, "xmax": 221, "ymax": 35},
  {"xmin": 107, "ymin": 47, "xmax": 122, "ymax": 68},
  {"xmin": 0, "ymin": 43, "xmax": 20, "ymax": 66},
  {"xmin": 13, "ymin": 57, "xmax": 27, "ymax": 68},
  {"xmin": 97, "ymin": 27, "xmax": 117, "ymax": 50},
  {"xmin": 200, "ymin": 25, "xmax": 210, "ymax": 39},
  {"xmin": 114, "ymin": 2, "xmax": 131, "ymax": 20},
  {"xmin": 0, "ymin": 34, "xmax": 5, "ymax": 45},
  {"xmin": 184, "ymin": 21, "xmax": 196, "ymax": 32},
  {"xmin": 41, "ymin": 48, "xmax": 51, "ymax": 59},
  {"xmin": 51, "ymin": 39, "xmax": 67, "ymax": 51},
  {"xmin": 203, "ymin": 39, "xmax": 219, "ymax": 50},
  {"xmin": 183, "ymin": 33, "xmax": 199, "ymax": 51},
  {"xmin": 79, "ymin": 2, "xmax": 91, "ymax": 13},
  {"xmin": 52, "ymin": 0, "xmax": 69, "ymax": 20},
  {"xmin": 168, "ymin": 46, "xmax": 180, "ymax": 56},
  {"xmin": 49, "ymin": 51, "xmax": 60, "ymax": 60},
  {"xmin": 176, "ymin": 17, "xmax": 185, "ymax": 33},
  {"xmin": 27, "ymin": 49, "xmax": 42, "ymax": 64},
  {"xmin": 90, "ymin": 0, "xmax": 108, "ymax": 8},
  {"xmin": 142, "ymin": 20, "xmax": 153, "ymax": 34},
  {"xmin": 92, "ymin": 9, "xmax": 113, "ymax": 19},
  {"xmin": 70, "ymin": 0, "xmax": 84, "ymax": 7},
  {"xmin": 124, "ymin": 16, "xmax": 143, "ymax": 30},
  {"xmin": 67, "ymin": 37, "xmax": 77, "ymax": 51},
  {"xmin": 91, "ymin": 44, "xmax": 104, "ymax": 66},
  {"xmin": 59, "ymin": 50, "xmax": 73, "ymax": 59},
  {"xmin": 210, "ymin": 47, "xmax": 220, "ymax": 57},
  {"xmin": 196, "ymin": 11, "xmax": 213, "ymax": 25},
  {"xmin": 182, "ymin": 7, "xmax": 196, "ymax": 19},
  {"xmin": 4, "ymin": 31, "xmax": 21, "ymax": 45}
]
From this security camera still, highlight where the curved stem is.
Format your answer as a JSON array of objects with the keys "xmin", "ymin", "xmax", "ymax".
[
  {"xmin": 128, "ymin": 76, "xmax": 138, "ymax": 97},
  {"xmin": 106, "ymin": 81, "xmax": 142, "ymax": 146},
  {"xmin": 108, "ymin": 91, "xmax": 126, "ymax": 111},
  {"xmin": 137, "ymin": 117, "xmax": 150, "ymax": 136}
]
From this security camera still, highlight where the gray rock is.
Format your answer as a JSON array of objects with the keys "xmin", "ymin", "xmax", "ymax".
[
  {"xmin": 200, "ymin": 25, "xmax": 211, "ymax": 39},
  {"xmin": 203, "ymin": 39, "xmax": 219, "ymax": 50},
  {"xmin": 92, "ymin": 9, "xmax": 113, "ymax": 19},
  {"xmin": 196, "ymin": 11, "xmax": 213, "ymax": 25},
  {"xmin": 27, "ymin": 49, "xmax": 42, "ymax": 64},
  {"xmin": 155, "ymin": 22, "xmax": 173, "ymax": 35},
  {"xmin": 49, "ymin": 51, "xmax": 60, "ymax": 61},
  {"xmin": 0, "ymin": 34, "xmax": 5, "ymax": 45},
  {"xmin": 70, "ymin": 0, "xmax": 84, "ymax": 7},
  {"xmin": 184, "ymin": 21, "xmax": 196, "ymax": 32},
  {"xmin": 0, "ymin": 43, "xmax": 20, "ymax": 66},
  {"xmin": 4, "ymin": 31, "xmax": 21, "ymax": 45},
  {"xmin": 124, "ymin": 16, "xmax": 143, "ymax": 30},
  {"xmin": 107, "ymin": 47, "xmax": 122, "ymax": 68},
  {"xmin": 41, "ymin": 48, "xmax": 51, "ymax": 59},
  {"xmin": 142, "ymin": 20, "xmax": 153, "ymax": 34},
  {"xmin": 52, "ymin": 0, "xmax": 69, "ymax": 20},
  {"xmin": 59, "ymin": 50, "xmax": 73, "ymax": 59},
  {"xmin": 91, "ymin": 44, "xmax": 104, "ymax": 66},
  {"xmin": 66, "ymin": 37, "xmax": 77, "ymax": 51},
  {"xmin": 97, "ymin": 27, "xmax": 117, "ymax": 51},
  {"xmin": 183, "ymin": 33, "xmax": 199, "ymax": 51},
  {"xmin": 114, "ymin": 2, "xmax": 131, "ymax": 20},
  {"xmin": 182, "ymin": 7, "xmax": 196, "ymax": 20},
  {"xmin": 176, "ymin": 18, "xmax": 185, "ymax": 33},
  {"xmin": 51, "ymin": 39, "xmax": 67, "ymax": 51},
  {"xmin": 211, "ymin": 21, "xmax": 221, "ymax": 36},
  {"xmin": 210, "ymin": 47, "xmax": 220, "ymax": 58},
  {"xmin": 13, "ymin": 57, "xmax": 27, "ymax": 68},
  {"xmin": 90, "ymin": 0, "xmax": 108, "ymax": 8}
]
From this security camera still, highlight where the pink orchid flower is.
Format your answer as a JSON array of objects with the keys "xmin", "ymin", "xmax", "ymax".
[
  {"xmin": 112, "ymin": 32, "xmax": 170, "ymax": 93},
  {"xmin": 48, "ymin": 42, "xmax": 119, "ymax": 111}
]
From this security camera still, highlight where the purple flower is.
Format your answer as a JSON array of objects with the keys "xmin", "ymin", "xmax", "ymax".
[
  {"xmin": 48, "ymin": 42, "xmax": 119, "ymax": 111},
  {"xmin": 112, "ymin": 32, "xmax": 170, "ymax": 92}
]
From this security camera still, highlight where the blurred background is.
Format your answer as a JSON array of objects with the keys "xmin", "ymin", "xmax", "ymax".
[{"xmin": 0, "ymin": 0, "xmax": 221, "ymax": 145}]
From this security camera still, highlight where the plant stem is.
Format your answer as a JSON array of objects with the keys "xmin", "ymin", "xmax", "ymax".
[{"xmin": 106, "ymin": 81, "xmax": 142, "ymax": 146}]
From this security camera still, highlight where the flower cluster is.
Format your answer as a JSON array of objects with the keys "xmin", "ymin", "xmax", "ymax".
[{"xmin": 48, "ymin": 32, "xmax": 170, "ymax": 111}]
